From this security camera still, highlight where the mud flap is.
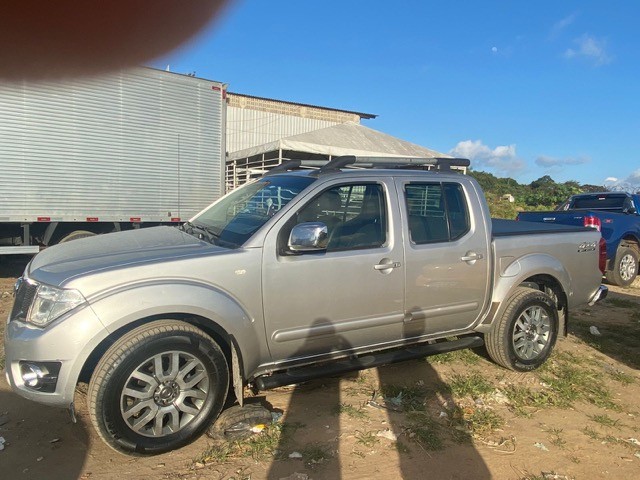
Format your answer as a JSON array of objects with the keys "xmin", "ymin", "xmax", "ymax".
[{"xmin": 231, "ymin": 342, "xmax": 243, "ymax": 407}]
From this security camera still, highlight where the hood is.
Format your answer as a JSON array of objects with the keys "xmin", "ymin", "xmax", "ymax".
[{"xmin": 28, "ymin": 226, "xmax": 225, "ymax": 286}]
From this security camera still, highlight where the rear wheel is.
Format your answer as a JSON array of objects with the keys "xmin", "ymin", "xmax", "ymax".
[
  {"xmin": 58, "ymin": 230, "xmax": 96, "ymax": 243},
  {"xmin": 605, "ymin": 245, "xmax": 638, "ymax": 287},
  {"xmin": 485, "ymin": 287, "xmax": 558, "ymax": 371},
  {"xmin": 87, "ymin": 320, "xmax": 229, "ymax": 454}
]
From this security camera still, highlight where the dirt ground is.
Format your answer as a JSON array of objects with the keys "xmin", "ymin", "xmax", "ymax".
[{"xmin": 1, "ymin": 255, "xmax": 638, "ymax": 480}]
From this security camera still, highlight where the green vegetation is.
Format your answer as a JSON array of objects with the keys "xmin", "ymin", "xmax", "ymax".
[
  {"xmin": 332, "ymin": 402, "xmax": 369, "ymax": 419},
  {"xmin": 449, "ymin": 372, "xmax": 494, "ymax": 398},
  {"xmin": 300, "ymin": 443, "xmax": 333, "ymax": 465},
  {"xmin": 588, "ymin": 413, "xmax": 622, "ymax": 428},
  {"xmin": 195, "ymin": 422, "xmax": 299, "ymax": 464},
  {"xmin": 430, "ymin": 348, "xmax": 481, "ymax": 365},
  {"xmin": 468, "ymin": 169, "xmax": 604, "ymax": 219}
]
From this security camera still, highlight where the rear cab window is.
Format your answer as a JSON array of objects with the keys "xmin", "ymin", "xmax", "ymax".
[{"xmin": 404, "ymin": 182, "xmax": 470, "ymax": 244}]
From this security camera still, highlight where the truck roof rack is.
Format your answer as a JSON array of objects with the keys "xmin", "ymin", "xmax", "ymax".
[
  {"xmin": 262, "ymin": 159, "xmax": 302, "ymax": 176},
  {"xmin": 262, "ymin": 156, "xmax": 470, "ymax": 178},
  {"xmin": 309, "ymin": 155, "xmax": 470, "ymax": 176}
]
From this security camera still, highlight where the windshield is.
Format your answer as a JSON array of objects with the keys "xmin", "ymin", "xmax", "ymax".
[{"xmin": 188, "ymin": 175, "xmax": 315, "ymax": 248}]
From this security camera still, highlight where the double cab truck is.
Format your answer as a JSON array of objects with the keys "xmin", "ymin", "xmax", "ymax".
[
  {"xmin": 5, "ymin": 157, "xmax": 608, "ymax": 454},
  {"xmin": 517, "ymin": 191, "xmax": 640, "ymax": 287}
]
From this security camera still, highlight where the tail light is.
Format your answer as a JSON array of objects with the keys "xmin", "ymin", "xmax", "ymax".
[
  {"xmin": 598, "ymin": 237, "xmax": 607, "ymax": 275},
  {"xmin": 584, "ymin": 215, "xmax": 601, "ymax": 232}
]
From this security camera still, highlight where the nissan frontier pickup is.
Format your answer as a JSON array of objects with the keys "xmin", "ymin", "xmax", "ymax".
[{"xmin": 5, "ymin": 157, "xmax": 608, "ymax": 454}]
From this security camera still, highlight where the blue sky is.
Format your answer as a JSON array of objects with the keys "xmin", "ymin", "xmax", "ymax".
[{"xmin": 152, "ymin": 0, "xmax": 640, "ymax": 188}]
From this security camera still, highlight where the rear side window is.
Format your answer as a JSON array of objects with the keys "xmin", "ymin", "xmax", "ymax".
[{"xmin": 404, "ymin": 182, "xmax": 470, "ymax": 244}]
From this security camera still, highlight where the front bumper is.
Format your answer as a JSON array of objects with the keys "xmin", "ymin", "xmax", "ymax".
[
  {"xmin": 4, "ymin": 305, "xmax": 108, "ymax": 408},
  {"xmin": 588, "ymin": 284, "xmax": 608, "ymax": 306}
]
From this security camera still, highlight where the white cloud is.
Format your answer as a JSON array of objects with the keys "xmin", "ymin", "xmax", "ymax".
[
  {"xmin": 550, "ymin": 13, "xmax": 577, "ymax": 38},
  {"xmin": 564, "ymin": 34, "xmax": 612, "ymax": 66},
  {"xmin": 604, "ymin": 169, "xmax": 640, "ymax": 191},
  {"xmin": 535, "ymin": 155, "xmax": 589, "ymax": 168},
  {"xmin": 450, "ymin": 140, "xmax": 526, "ymax": 177}
]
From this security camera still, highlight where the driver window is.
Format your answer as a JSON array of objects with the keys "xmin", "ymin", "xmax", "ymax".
[{"xmin": 286, "ymin": 183, "xmax": 387, "ymax": 252}]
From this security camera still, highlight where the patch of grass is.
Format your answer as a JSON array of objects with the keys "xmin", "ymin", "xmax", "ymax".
[
  {"xmin": 466, "ymin": 408, "xmax": 504, "ymax": 436},
  {"xmin": 406, "ymin": 411, "xmax": 444, "ymax": 451},
  {"xmin": 545, "ymin": 427, "xmax": 567, "ymax": 449},
  {"xmin": 570, "ymin": 319, "xmax": 640, "ymax": 370},
  {"xmin": 394, "ymin": 440, "xmax": 410, "ymax": 454},
  {"xmin": 301, "ymin": 442, "xmax": 332, "ymax": 466},
  {"xmin": 449, "ymin": 372, "xmax": 494, "ymax": 399},
  {"xmin": 588, "ymin": 414, "xmax": 621, "ymax": 428},
  {"xmin": 606, "ymin": 297, "xmax": 638, "ymax": 309},
  {"xmin": 538, "ymin": 351, "xmax": 619, "ymax": 410},
  {"xmin": 332, "ymin": 403, "xmax": 368, "ymax": 420},
  {"xmin": 354, "ymin": 430, "xmax": 379, "ymax": 448},
  {"xmin": 378, "ymin": 384, "xmax": 427, "ymax": 411},
  {"xmin": 430, "ymin": 348, "xmax": 481, "ymax": 365},
  {"xmin": 582, "ymin": 426, "xmax": 601, "ymax": 441},
  {"xmin": 195, "ymin": 422, "xmax": 295, "ymax": 465},
  {"xmin": 608, "ymin": 369, "xmax": 635, "ymax": 385},
  {"xmin": 412, "ymin": 424, "xmax": 444, "ymax": 451},
  {"xmin": 502, "ymin": 385, "xmax": 557, "ymax": 416}
]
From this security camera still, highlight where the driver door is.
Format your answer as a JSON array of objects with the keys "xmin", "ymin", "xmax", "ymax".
[{"xmin": 261, "ymin": 179, "xmax": 405, "ymax": 362}]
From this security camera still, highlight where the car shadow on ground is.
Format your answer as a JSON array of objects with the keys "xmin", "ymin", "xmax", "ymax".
[
  {"xmin": 264, "ymin": 319, "xmax": 491, "ymax": 479},
  {"xmin": 0, "ymin": 384, "xmax": 90, "ymax": 480},
  {"xmin": 569, "ymin": 287, "xmax": 640, "ymax": 371}
]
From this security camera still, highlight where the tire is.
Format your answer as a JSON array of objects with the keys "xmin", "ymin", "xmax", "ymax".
[
  {"xmin": 605, "ymin": 245, "xmax": 638, "ymax": 287},
  {"xmin": 58, "ymin": 230, "xmax": 96, "ymax": 243},
  {"xmin": 207, "ymin": 404, "xmax": 273, "ymax": 441},
  {"xmin": 87, "ymin": 320, "xmax": 229, "ymax": 455},
  {"xmin": 485, "ymin": 287, "xmax": 558, "ymax": 372}
]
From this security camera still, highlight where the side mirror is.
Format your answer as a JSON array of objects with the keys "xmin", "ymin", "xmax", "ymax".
[{"xmin": 288, "ymin": 222, "xmax": 328, "ymax": 252}]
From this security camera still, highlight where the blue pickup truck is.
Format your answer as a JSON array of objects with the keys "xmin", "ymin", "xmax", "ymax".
[{"xmin": 517, "ymin": 191, "xmax": 640, "ymax": 287}]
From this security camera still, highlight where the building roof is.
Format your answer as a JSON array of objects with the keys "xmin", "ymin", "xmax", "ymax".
[
  {"xmin": 227, "ymin": 92, "xmax": 377, "ymax": 120},
  {"xmin": 227, "ymin": 122, "xmax": 449, "ymax": 161}
]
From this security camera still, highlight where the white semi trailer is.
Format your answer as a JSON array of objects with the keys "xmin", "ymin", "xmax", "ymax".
[{"xmin": 0, "ymin": 67, "xmax": 226, "ymax": 254}]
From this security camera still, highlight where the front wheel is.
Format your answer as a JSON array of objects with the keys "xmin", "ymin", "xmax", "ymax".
[
  {"xmin": 605, "ymin": 245, "xmax": 638, "ymax": 287},
  {"xmin": 87, "ymin": 320, "xmax": 229, "ymax": 455},
  {"xmin": 485, "ymin": 287, "xmax": 558, "ymax": 371}
]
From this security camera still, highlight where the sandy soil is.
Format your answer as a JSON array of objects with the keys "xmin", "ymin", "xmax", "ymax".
[{"xmin": 1, "ymin": 255, "xmax": 638, "ymax": 480}]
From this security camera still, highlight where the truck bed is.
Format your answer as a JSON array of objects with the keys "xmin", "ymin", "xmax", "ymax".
[{"xmin": 491, "ymin": 218, "xmax": 588, "ymax": 237}]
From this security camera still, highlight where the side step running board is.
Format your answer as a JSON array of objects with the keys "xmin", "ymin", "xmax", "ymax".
[{"xmin": 254, "ymin": 336, "xmax": 484, "ymax": 391}]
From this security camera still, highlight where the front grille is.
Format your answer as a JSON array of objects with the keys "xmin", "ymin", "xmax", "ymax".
[{"xmin": 10, "ymin": 278, "xmax": 38, "ymax": 322}]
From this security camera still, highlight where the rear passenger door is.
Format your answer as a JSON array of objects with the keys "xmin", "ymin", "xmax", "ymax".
[{"xmin": 396, "ymin": 179, "xmax": 490, "ymax": 337}]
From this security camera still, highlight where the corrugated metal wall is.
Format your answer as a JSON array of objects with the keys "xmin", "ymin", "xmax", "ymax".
[
  {"xmin": 0, "ymin": 68, "xmax": 225, "ymax": 222},
  {"xmin": 226, "ymin": 107, "xmax": 338, "ymax": 153}
]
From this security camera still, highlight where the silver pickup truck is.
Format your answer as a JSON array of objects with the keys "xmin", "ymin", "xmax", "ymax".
[{"xmin": 5, "ymin": 157, "xmax": 607, "ymax": 454}]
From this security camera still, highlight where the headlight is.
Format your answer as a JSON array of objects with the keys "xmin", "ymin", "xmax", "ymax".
[{"xmin": 27, "ymin": 284, "xmax": 87, "ymax": 327}]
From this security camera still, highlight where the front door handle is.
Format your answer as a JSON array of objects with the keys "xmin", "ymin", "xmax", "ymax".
[
  {"xmin": 461, "ymin": 252, "xmax": 483, "ymax": 263},
  {"xmin": 374, "ymin": 259, "xmax": 401, "ymax": 271}
]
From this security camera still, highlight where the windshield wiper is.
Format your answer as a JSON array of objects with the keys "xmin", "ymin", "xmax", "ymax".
[{"xmin": 182, "ymin": 221, "xmax": 220, "ymax": 245}]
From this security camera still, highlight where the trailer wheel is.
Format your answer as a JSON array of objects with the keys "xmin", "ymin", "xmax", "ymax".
[
  {"xmin": 87, "ymin": 320, "xmax": 229, "ymax": 455},
  {"xmin": 58, "ymin": 230, "xmax": 96, "ymax": 243},
  {"xmin": 605, "ymin": 245, "xmax": 638, "ymax": 287},
  {"xmin": 485, "ymin": 287, "xmax": 558, "ymax": 372}
]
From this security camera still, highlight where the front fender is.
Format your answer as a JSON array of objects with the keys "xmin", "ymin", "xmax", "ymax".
[{"xmin": 87, "ymin": 280, "xmax": 269, "ymax": 378}]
